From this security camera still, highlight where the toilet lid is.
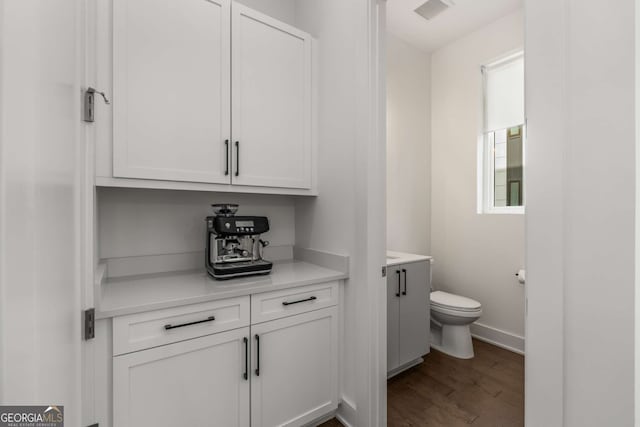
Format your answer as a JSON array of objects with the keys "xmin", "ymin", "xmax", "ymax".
[{"xmin": 431, "ymin": 291, "xmax": 481, "ymax": 311}]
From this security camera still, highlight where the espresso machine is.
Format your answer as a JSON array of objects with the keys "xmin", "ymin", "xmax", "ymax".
[{"xmin": 205, "ymin": 204, "xmax": 272, "ymax": 279}]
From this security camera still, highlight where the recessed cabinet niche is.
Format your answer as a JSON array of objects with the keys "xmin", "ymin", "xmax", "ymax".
[{"xmin": 99, "ymin": 0, "xmax": 315, "ymax": 194}]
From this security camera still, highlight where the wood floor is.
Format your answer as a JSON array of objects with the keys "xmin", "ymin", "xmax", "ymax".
[{"xmin": 319, "ymin": 339, "xmax": 524, "ymax": 427}]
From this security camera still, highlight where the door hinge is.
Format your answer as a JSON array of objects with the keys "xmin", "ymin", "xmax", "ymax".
[
  {"xmin": 83, "ymin": 87, "xmax": 110, "ymax": 123},
  {"xmin": 84, "ymin": 308, "xmax": 95, "ymax": 340},
  {"xmin": 381, "ymin": 266, "xmax": 387, "ymax": 277}
]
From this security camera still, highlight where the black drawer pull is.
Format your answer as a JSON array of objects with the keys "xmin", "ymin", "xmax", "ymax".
[
  {"xmin": 255, "ymin": 334, "xmax": 260, "ymax": 376},
  {"xmin": 402, "ymin": 268, "xmax": 407, "ymax": 295},
  {"xmin": 243, "ymin": 337, "xmax": 249, "ymax": 380},
  {"xmin": 282, "ymin": 296, "xmax": 317, "ymax": 306},
  {"xmin": 224, "ymin": 139, "xmax": 229, "ymax": 176},
  {"xmin": 164, "ymin": 316, "xmax": 215, "ymax": 330},
  {"xmin": 235, "ymin": 141, "xmax": 240, "ymax": 177},
  {"xmin": 396, "ymin": 270, "xmax": 401, "ymax": 297}
]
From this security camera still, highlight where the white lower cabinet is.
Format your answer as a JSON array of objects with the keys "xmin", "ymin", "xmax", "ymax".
[
  {"xmin": 251, "ymin": 307, "xmax": 338, "ymax": 427},
  {"xmin": 112, "ymin": 286, "xmax": 339, "ymax": 427},
  {"xmin": 113, "ymin": 327, "xmax": 250, "ymax": 427}
]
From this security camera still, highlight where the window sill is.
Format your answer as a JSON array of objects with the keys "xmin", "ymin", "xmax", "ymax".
[{"xmin": 481, "ymin": 206, "xmax": 525, "ymax": 215}]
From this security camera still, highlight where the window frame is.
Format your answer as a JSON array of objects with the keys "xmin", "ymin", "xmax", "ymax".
[{"xmin": 478, "ymin": 50, "xmax": 525, "ymax": 215}]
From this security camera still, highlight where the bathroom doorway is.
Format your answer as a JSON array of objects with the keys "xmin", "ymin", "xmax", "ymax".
[{"xmin": 384, "ymin": 0, "xmax": 525, "ymax": 425}]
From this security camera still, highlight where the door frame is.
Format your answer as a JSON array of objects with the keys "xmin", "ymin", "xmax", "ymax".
[{"xmin": 354, "ymin": 0, "xmax": 387, "ymax": 425}]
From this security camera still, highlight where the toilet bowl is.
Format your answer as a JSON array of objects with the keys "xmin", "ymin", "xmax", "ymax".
[{"xmin": 430, "ymin": 291, "xmax": 482, "ymax": 359}]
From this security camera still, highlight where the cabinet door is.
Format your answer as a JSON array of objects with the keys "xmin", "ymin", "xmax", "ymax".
[
  {"xmin": 251, "ymin": 307, "xmax": 338, "ymax": 427},
  {"xmin": 399, "ymin": 262, "xmax": 430, "ymax": 366},
  {"xmin": 113, "ymin": 327, "xmax": 250, "ymax": 427},
  {"xmin": 387, "ymin": 267, "xmax": 401, "ymax": 373},
  {"xmin": 231, "ymin": 3, "xmax": 312, "ymax": 189},
  {"xmin": 113, "ymin": 0, "xmax": 231, "ymax": 184}
]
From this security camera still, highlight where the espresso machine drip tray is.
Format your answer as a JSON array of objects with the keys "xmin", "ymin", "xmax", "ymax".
[{"xmin": 209, "ymin": 259, "xmax": 273, "ymax": 280}]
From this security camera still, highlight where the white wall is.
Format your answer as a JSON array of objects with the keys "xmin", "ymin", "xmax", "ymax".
[
  {"xmin": 0, "ymin": 1, "xmax": 85, "ymax": 424},
  {"xmin": 386, "ymin": 34, "xmax": 431, "ymax": 256},
  {"xmin": 430, "ymin": 10, "xmax": 525, "ymax": 345},
  {"xmin": 97, "ymin": 188, "xmax": 295, "ymax": 259},
  {"xmin": 294, "ymin": 1, "xmax": 387, "ymax": 425},
  {"xmin": 526, "ymin": 0, "xmax": 635, "ymax": 425},
  {"xmin": 294, "ymin": 0, "xmax": 359, "ymax": 414}
]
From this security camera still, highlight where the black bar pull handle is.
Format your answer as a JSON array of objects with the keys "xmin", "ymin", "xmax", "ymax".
[
  {"xmin": 164, "ymin": 315, "xmax": 215, "ymax": 330},
  {"xmin": 402, "ymin": 269, "xmax": 407, "ymax": 295},
  {"xmin": 396, "ymin": 270, "xmax": 401, "ymax": 297},
  {"xmin": 282, "ymin": 296, "xmax": 317, "ymax": 306},
  {"xmin": 254, "ymin": 334, "xmax": 260, "ymax": 376},
  {"xmin": 235, "ymin": 141, "xmax": 240, "ymax": 177},
  {"xmin": 243, "ymin": 337, "xmax": 248, "ymax": 380},
  {"xmin": 224, "ymin": 140, "xmax": 229, "ymax": 176}
]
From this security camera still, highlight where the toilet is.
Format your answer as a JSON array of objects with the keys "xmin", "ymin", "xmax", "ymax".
[{"xmin": 430, "ymin": 291, "xmax": 482, "ymax": 359}]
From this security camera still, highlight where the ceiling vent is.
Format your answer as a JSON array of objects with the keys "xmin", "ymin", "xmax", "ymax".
[{"xmin": 414, "ymin": 0, "xmax": 454, "ymax": 21}]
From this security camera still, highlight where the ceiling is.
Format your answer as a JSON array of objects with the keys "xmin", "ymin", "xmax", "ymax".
[{"xmin": 386, "ymin": 0, "xmax": 523, "ymax": 53}]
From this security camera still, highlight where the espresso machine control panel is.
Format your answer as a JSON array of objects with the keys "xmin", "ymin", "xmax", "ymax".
[{"xmin": 209, "ymin": 216, "xmax": 270, "ymax": 236}]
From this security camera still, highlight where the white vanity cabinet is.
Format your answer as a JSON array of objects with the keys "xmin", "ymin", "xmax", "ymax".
[
  {"xmin": 387, "ymin": 259, "xmax": 430, "ymax": 376},
  {"xmin": 101, "ymin": 0, "xmax": 315, "ymax": 194},
  {"xmin": 111, "ymin": 282, "xmax": 338, "ymax": 427}
]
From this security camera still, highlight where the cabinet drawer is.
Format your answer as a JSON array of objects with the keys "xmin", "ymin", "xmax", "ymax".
[
  {"xmin": 251, "ymin": 282, "xmax": 338, "ymax": 324},
  {"xmin": 113, "ymin": 296, "xmax": 250, "ymax": 356}
]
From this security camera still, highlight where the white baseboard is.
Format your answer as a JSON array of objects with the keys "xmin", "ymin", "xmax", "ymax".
[
  {"xmin": 470, "ymin": 322, "xmax": 524, "ymax": 355},
  {"xmin": 336, "ymin": 396, "xmax": 356, "ymax": 427},
  {"xmin": 387, "ymin": 357, "xmax": 423, "ymax": 379}
]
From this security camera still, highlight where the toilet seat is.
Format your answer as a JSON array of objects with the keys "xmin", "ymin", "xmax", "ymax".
[{"xmin": 431, "ymin": 291, "xmax": 482, "ymax": 315}]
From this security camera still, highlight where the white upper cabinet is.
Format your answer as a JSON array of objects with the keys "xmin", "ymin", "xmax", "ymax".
[
  {"xmin": 113, "ymin": 0, "xmax": 231, "ymax": 184},
  {"xmin": 231, "ymin": 4, "xmax": 312, "ymax": 189},
  {"xmin": 100, "ymin": 0, "xmax": 316, "ymax": 194}
]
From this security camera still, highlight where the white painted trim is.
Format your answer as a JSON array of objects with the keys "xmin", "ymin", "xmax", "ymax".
[
  {"xmin": 306, "ymin": 412, "xmax": 338, "ymax": 427},
  {"xmin": 524, "ymin": 0, "xmax": 567, "ymax": 423},
  {"xmin": 636, "ymin": 0, "xmax": 640, "ymax": 422},
  {"xmin": 336, "ymin": 397, "xmax": 356, "ymax": 427},
  {"xmin": 386, "ymin": 358, "xmax": 424, "ymax": 379},
  {"xmin": 470, "ymin": 322, "xmax": 524, "ymax": 355},
  {"xmin": 485, "ymin": 206, "xmax": 525, "ymax": 215},
  {"xmin": 350, "ymin": 0, "xmax": 387, "ymax": 425},
  {"xmin": 96, "ymin": 176, "xmax": 319, "ymax": 196}
]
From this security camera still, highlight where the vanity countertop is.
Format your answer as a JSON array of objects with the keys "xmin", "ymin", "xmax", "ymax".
[
  {"xmin": 97, "ymin": 259, "xmax": 347, "ymax": 319},
  {"xmin": 386, "ymin": 250, "xmax": 433, "ymax": 267}
]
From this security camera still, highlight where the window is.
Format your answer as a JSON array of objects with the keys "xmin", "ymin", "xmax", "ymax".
[{"xmin": 479, "ymin": 51, "xmax": 525, "ymax": 214}]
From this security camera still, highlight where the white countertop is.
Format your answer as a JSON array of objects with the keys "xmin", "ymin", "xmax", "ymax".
[
  {"xmin": 97, "ymin": 259, "xmax": 347, "ymax": 319},
  {"xmin": 386, "ymin": 251, "xmax": 432, "ymax": 267}
]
